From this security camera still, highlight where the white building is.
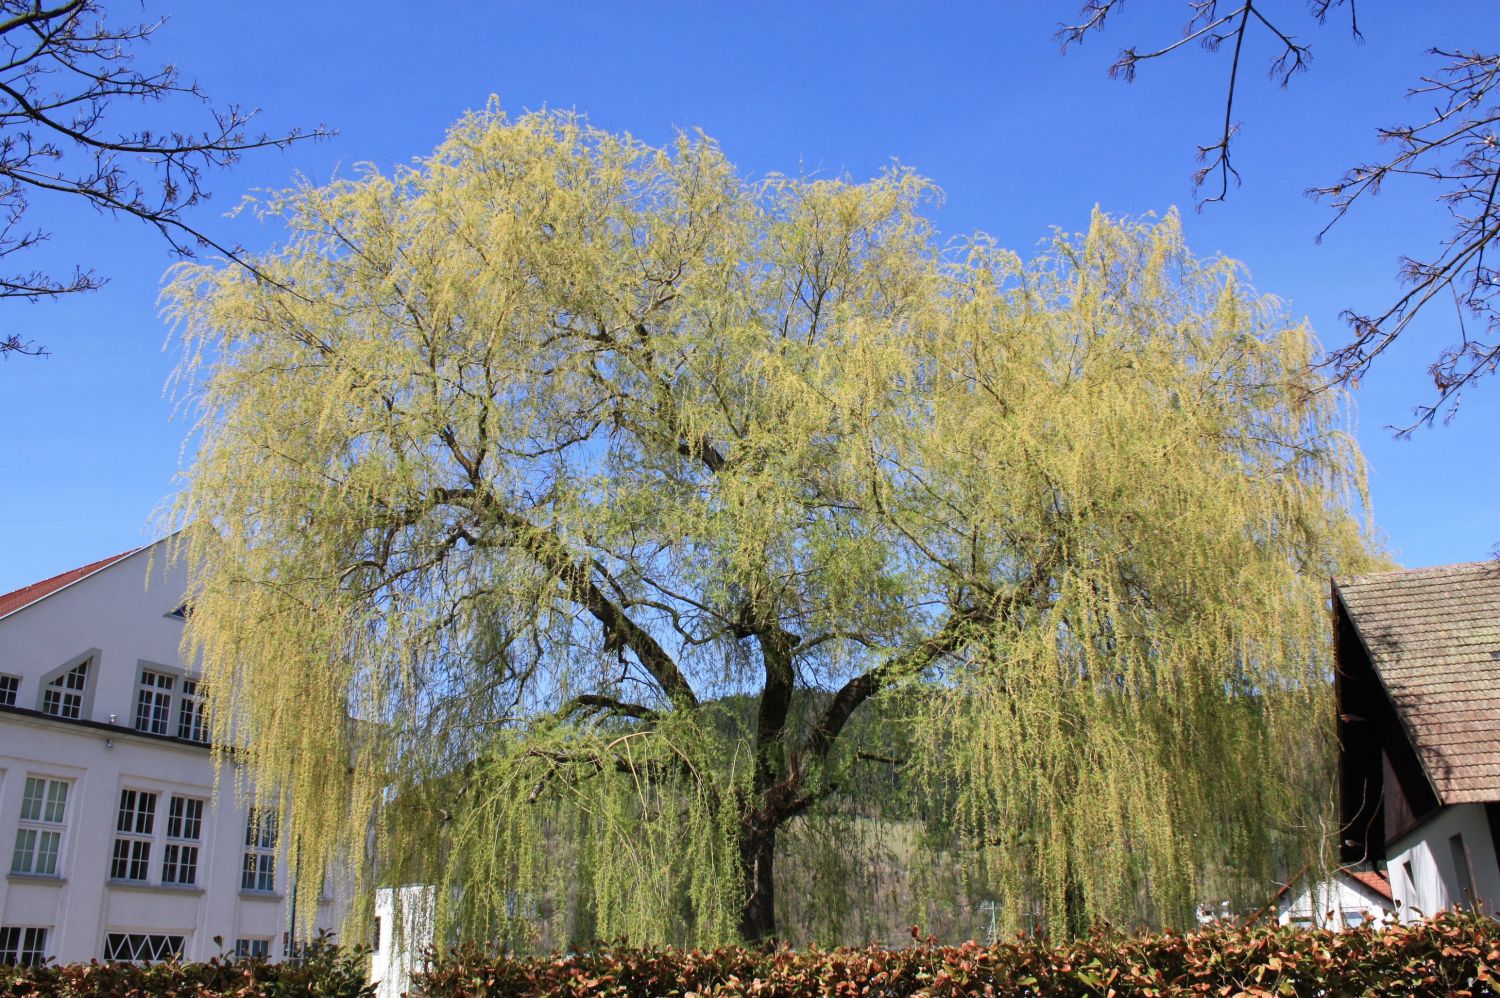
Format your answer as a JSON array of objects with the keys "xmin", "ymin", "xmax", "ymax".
[
  {"xmin": 1334, "ymin": 561, "xmax": 1500, "ymax": 923},
  {"xmin": 0, "ymin": 539, "xmax": 348, "ymax": 966},
  {"xmin": 370, "ymin": 885, "xmax": 435, "ymax": 998},
  {"xmin": 1275, "ymin": 867, "xmax": 1393, "ymax": 930}
]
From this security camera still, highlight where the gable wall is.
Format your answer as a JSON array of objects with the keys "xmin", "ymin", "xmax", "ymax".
[
  {"xmin": 0, "ymin": 546, "xmax": 191, "ymax": 722},
  {"xmin": 1387, "ymin": 803, "xmax": 1500, "ymax": 921},
  {"xmin": 1277, "ymin": 876, "xmax": 1392, "ymax": 930}
]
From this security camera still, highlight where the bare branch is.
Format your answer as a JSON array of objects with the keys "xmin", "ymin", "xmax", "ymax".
[
  {"xmin": 1059, "ymin": 4, "xmax": 1500, "ymax": 422},
  {"xmin": 0, "ymin": 0, "xmax": 333, "ymax": 356}
]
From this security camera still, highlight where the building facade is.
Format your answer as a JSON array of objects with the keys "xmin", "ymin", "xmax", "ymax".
[
  {"xmin": 1335, "ymin": 560, "xmax": 1500, "ymax": 922},
  {"xmin": 0, "ymin": 539, "xmax": 346, "ymax": 965},
  {"xmin": 370, "ymin": 885, "xmax": 434, "ymax": 998},
  {"xmin": 1276, "ymin": 868, "xmax": 1393, "ymax": 930}
]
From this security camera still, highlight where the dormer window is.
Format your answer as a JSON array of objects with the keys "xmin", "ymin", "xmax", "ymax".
[
  {"xmin": 134, "ymin": 670, "xmax": 175, "ymax": 735},
  {"xmin": 41, "ymin": 660, "xmax": 89, "ymax": 719}
]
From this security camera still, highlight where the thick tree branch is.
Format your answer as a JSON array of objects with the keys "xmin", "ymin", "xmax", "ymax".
[
  {"xmin": 415, "ymin": 485, "xmax": 701, "ymax": 712},
  {"xmin": 561, "ymin": 693, "xmax": 658, "ymax": 722},
  {"xmin": 803, "ymin": 610, "xmax": 975, "ymax": 763}
]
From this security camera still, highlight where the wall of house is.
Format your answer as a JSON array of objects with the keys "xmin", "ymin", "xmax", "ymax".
[
  {"xmin": 1387, "ymin": 803, "xmax": 1500, "ymax": 922},
  {"xmin": 370, "ymin": 885, "xmax": 435, "ymax": 998},
  {"xmin": 0, "ymin": 544, "xmax": 346, "ymax": 964},
  {"xmin": 1276, "ymin": 876, "xmax": 1392, "ymax": 930}
]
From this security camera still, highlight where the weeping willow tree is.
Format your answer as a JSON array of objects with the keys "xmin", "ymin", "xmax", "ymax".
[{"xmin": 164, "ymin": 103, "xmax": 1378, "ymax": 947}]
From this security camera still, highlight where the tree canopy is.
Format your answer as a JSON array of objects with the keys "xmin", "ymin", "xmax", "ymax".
[{"xmin": 165, "ymin": 105, "xmax": 1379, "ymax": 947}]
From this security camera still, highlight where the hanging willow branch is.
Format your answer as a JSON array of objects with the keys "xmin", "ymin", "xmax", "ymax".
[{"xmin": 164, "ymin": 103, "xmax": 1379, "ymax": 948}]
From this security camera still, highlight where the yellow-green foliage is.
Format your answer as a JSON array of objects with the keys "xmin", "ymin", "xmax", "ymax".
[{"xmin": 164, "ymin": 103, "xmax": 1379, "ymax": 947}]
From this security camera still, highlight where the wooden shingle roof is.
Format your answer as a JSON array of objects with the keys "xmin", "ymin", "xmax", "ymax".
[{"xmin": 1334, "ymin": 560, "xmax": 1500, "ymax": 805}]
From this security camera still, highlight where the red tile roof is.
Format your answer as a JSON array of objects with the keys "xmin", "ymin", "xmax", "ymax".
[
  {"xmin": 0, "ymin": 548, "xmax": 141, "ymax": 620},
  {"xmin": 1275, "ymin": 866, "xmax": 1394, "ymax": 903},
  {"xmin": 1344, "ymin": 868, "xmax": 1393, "ymax": 902}
]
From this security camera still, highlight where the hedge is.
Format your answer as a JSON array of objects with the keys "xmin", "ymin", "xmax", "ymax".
[
  {"xmin": 0, "ymin": 934, "xmax": 374, "ymax": 998},
  {"xmin": 410, "ymin": 911, "xmax": 1498, "ymax": 998},
  {"xmin": 1, "ymin": 912, "xmax": 1494, "ymax": 997}
]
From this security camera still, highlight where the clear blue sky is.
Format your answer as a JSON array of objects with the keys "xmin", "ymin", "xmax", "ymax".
[{"xmin": 1, "ymin": 2, "xmax": 1495, "ymax": 593}]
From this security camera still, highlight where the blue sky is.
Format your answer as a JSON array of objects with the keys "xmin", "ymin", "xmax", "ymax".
[{"xmin": 1, "ymin": 2, "xmax": 1495, "ymax": 593}]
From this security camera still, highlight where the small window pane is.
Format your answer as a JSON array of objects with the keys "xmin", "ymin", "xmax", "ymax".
[
  {"xmin": 9, "ymin": 829, "xmax": 36, "ymax": 874},
  {"xmin": 19, "ymin": 778, "xmax": 44, "ymax": 822}
]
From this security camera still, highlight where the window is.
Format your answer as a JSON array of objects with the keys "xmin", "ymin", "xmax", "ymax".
[
  {"xmin": 372, "ymin": 916, "xmax": 382, "ymax": 952},
  {"xmin": 41, "ymin": 660, "xmax": 88, "ymax": 719},
  {"xmin": 234, "ymin": 937, "xmax": 270, "ymax": 959},
  {"xmin": 0, "ymin": 674, "xmax": 18, "ymax": 707},
  {"xmin": 167, "ymin": 603, "xmax": 191, "ymax": 620},
  {"xmin": 282, "ymin": 932, "xmax": 310, "ymax": 959},
  {"xmin": 0, "ymin": 926, "xmax": 47, "ymax": 966},
  {"xmin": 134, "ymin": 670, "xmax": 174, "ymax": 735},
  {"xmin": 110, "ymin": 789, "xmax": 157, "ymax": 881},
  {"xmin": 176, "ymin": 679, "xmax": 207, "ymax": 743},
  {"xmin": 161, "ymin": 796, "xmax": 204, "ymax": 886},
  {"xmin": 1342, "ymin": 910, "xmax": 1367, "ymax": 928},
  {"xmin": 103, "ymin": 932, "xmax": 183, "ymax": 962},
  {"xmin": 1400, "ymin": 859, "xmax": 1420, "ymax": 919},
  {"xmin": 1449, "ymin": 833, "xmax": 1476, "ymax": 909},
  {"xmin": 11, "ymin": 777, "xmax": 68, "ymax": 875},
  {"xmin": 241, "ymin": 809, "xmax": 277, "ymax": 892}
]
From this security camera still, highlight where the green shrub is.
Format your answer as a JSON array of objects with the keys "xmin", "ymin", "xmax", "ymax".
[
  {"xmin": 0, "ymin": 931, "xmax": 374, "ymax": 998},
  {"xmin": 409, "ymin": 910, "xmax": 1497, "ymax": 997}
]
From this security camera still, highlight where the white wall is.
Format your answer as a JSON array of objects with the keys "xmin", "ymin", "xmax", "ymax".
[
  {"xmin": 0, "ymin": 541, "xmax": 348, "ymax": 964},
  {"xmin": 371, "ymin": 886, "xmax": 435, "ymax": 998},
  {"xmin": 1387, "ymin": 803, "xmax": 1500, "ymax": 922}
]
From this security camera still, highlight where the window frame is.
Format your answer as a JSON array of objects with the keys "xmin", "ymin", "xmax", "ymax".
[
  {"xmin": 175, "ymin": 677, "xmax": 208, "ymax": 743},
  {"xmin": 36, "ymin": 650, "xmax": 98, "ymax": 720},
  {"xmin": 103, "ymin": 931, "xmax": 185, "ymax": 963},
  {"xmin": 133, "ymin": 668, "xmax": 176, "ymax": 736},
  {"xmin": 240, "ymin": 808, "xmax": 278, "ymax": 894},
  {"xmin": 234, "ymin": 937, "xmax": 271, "ymax": 959},
  {"xmin": 0, "ymin": 925, "xmax": 48, "ymax": 966},
  {"xmin": 10, "ymin": 775, "xmax": 71, "ymax": 877},
  {"xmin": 109, "ymin": 788, "xmax": 159, "ymax": 882},
  {"xmin": 161, "ymin": 795, "xmax": 205, "ymax": 886}
]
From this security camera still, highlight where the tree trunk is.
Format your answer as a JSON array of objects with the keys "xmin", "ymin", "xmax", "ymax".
[{"xmin": 737, "ymin": 820, "xmax": 777, "ymax": 943}]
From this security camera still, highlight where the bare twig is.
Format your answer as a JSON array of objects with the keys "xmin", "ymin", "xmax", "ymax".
[
  {"xmin": 0, "ymin": 0, "xmax": 333, "ymax": 356},
  {"xmin": 1058, "ymin": 3, "xmax": 1500, "ymax": 424}
]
